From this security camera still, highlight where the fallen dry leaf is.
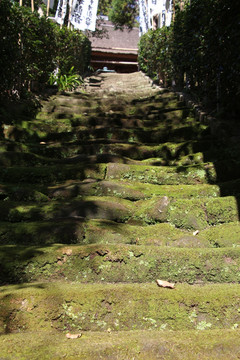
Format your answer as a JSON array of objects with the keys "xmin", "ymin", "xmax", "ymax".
[
  {"xmin": 66, "ymin": 333, "xmax": 82, "ymax": 339},
  {"xmin": 156, "ymin": 279, "xmax": 175, "ymax": 289},
  {"xmin": 62, "ymin": 249, "xmax": 73, "ymax": 256}
]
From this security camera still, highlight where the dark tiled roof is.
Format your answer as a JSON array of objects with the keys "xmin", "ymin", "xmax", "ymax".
[{"xmin": 91, "ymin": 20, "xmax": 139, "ymax": 55}]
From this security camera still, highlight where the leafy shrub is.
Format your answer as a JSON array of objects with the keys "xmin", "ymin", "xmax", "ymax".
[
  {"xmin": 138, "ymin": 0, "xmax": 240, "ymax": 117},
  {"xmin": 0, "ymin": 0, "xmax": 56, "ymax": 95},
  {"xmin": 55, "ymin": 27, "xmax": 91, "ymax": 76},
  {"xmin": 138, "ymin": 27, "xmax": 173, "ymax": 86},
  {"xmin": 0, "ymin": 1, "xmax": 91, "ymax": 99}
]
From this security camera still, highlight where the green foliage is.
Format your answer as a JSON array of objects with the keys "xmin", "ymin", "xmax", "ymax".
[
  {"xmin": 138, "ymin": 27, "xmax": 173, "ymax": 86},
  {"xmin": 0, "ymin": 0, "xmax": 56, "ymax": 96},
  {"xmin": 108, "ymin": 0, "xmax": 138, "ymax": 30},
  {"xmin": 0, "ymin": 0, "xmax": 91, "ymax": 101},
  {"xmin": 54, "ymin": 27, "xmax": 91, "ymax": 76},
  {"xmin": 138, "ymin": 0, "xmax": 240, "ymax": 117},
  {"xmin": 49, "ymin": 67, "xmax": 83, "ymax": 92}
]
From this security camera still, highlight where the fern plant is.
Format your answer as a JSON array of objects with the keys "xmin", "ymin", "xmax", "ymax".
[{"xmin": 49, "ymin": 66, "xmax": 82, "ymax": 91}]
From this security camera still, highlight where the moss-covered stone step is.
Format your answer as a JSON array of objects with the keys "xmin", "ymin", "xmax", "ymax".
[
  {"xmin": 0, "ymin": 329, "xmax": 239, "ymax": 360},
  {"xmin": 1, "ymin": 282, "xmax": 240, "ymax": 333},
  {"xmin": 83, "ymin": 220, "xmax": 240, "ymax": 248},
  {"xmin": 1, "ymin": 219, "xmax": 240, "ymax": 247},
  {"xmin": 0, "ymin": 163, "xmax": 106, "ymax": 184},
  {"xmin": 1, "ymin": 139, "xmax": 213, "ymax": 162},
  {"xmin": 0, "ymin": 150, "xmax": 141, "ymax": 167},
  {"xmin": 0, "ymin": 151, "xmax": 61, "ymax": 167},
  {"xmin": 37, "ymin": 109, "xmax": 191, "ymax": 129},
  {"xmin": 38, "ymin": 90, "xmax": 188, "ymax": 119},
  {"xmin": 106, "ymin": 161, "xmax": 240, "ymax": 184},
  {"xmin": 1, "ymin": 179, "xmax": 219, "ymax": 202},
  {"xmin": 201, "ymin": 222, "xmax": 240, "ymax": 247},
  {"xmin": 48, "ymin": 180, "xmax": 220, "ymax": 201},
  {"xmin": 106, "ymin": 162, "xmax": 217, "ymax": 184},
  {"xmin": 164, "ymin": 195, "xmax": 240, "ymax": 229},
  {"xmin": 3, "ymin": 137, "xmax": 240, "ymax": 165},
  {"xmin": 0, "ymin": 150, "xmax": 207, "ymax": 168},
  {"xmin": 0, "ymin": 196, "xmax": 132, "ymax": 223},
  {"xmin": 2, "ymin": 149, "xmax": 240, "ymax": 176},
  {"xmin": 0, "ymin": 195, "xmax": 239, "ymax": 228},
  {"xmin": 1, "ymin": 243, "xmax": 240, "ymax": 284},
  {"xmin": 3, "ymin": 120, "xmax": 209, "ymax": 144},
  {"xmin": 47, "ymin": 177, "xmax": 240, "ymax": 202}
]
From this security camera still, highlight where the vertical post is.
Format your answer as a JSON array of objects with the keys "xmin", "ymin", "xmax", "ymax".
[
  {"xmin": 31, "ymin": 0, "xmax": 34, "ymax": 12},
  {"xmin": 172, "ymin": 0, "xmax": 175, "ymax": 22},
  {"xmin": 19, "ymin": 0, "xmax": 23, "ymax": 6},
  {"xmin": 47, "ymin": 0, "xmax": 50, "ymax": 16},
  {"xmin": 68, "ymin": 0, "xmax": 73, "ymax": 28},
  {"xmin": 216, "ymin": 70, "xmax": 220, "ymax": 113}
]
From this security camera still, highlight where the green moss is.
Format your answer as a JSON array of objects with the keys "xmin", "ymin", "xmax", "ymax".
[
  {"xmin": 201, "ymin": 222, "xmax": 240, "ymax": 247},
  {"xmin": 0, "ymin": 282, "xmax": 240, "ymax": 334},
  {"xmin": 1, "ymin": 244, "xmax": 240, "ymax": 284},
  {"xmin": 0, "ymin": 164, "xmax": 106, "ymax": 184},
  {"xmin": 0, "ymin": 329, "xmax": 239, "ymax": 360},
  {"xmin": 205, "ymin": 197, "xmax": 239, "ymax": 225},
  {"xmin": 0, "ymin": 194, "xmax": 238, "ymax": 227},
  {"xmin": 166, "ymin": 197, "xmax": 239, "ymax": 230},
  {"xmin": 106, "ymin": 162, "xmax": 218, "ymax": 185},
  {"xmin": 0, "ymin": 220, "xmax": 85, "ymax": 246},
  {"xmin": 1, "ymin": 73, "xmax": 240, "ymax": 359},
  {"xmin": 84, "ymin": 220, "xmax": 191, "ymax": 246},
  {"xmin": 88, "ymin": 180, "xmax": 220, "ymax": 200}
]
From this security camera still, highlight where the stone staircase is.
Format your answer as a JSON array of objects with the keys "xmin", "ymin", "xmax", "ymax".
[{"xmin": 0, "ymin": 72, "xmax": 240, "ymax": 359}]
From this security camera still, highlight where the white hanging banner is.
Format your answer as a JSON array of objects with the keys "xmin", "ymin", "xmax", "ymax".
[
  {"xmin": 165, "ymin": 0, "xmax": 172, "ymax": 27},
  {"xmin": 70, "ymin": 0, "xmax": 99, "ymax": 31},
  {"xmin": 148, "ymin": 0, "xmax": 158, "ymax": 28},
  {"xmin": 55, "ymin": 0, "xmax": 68, "ymax": 25},
  {"xmin": 139, "ymin": 0, "xmax": 149, "ymax": 36}
]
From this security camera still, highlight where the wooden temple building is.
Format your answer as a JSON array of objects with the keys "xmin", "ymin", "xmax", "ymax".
[{"xmin": 90, "ymin": 20, "xmax": 139, "ymax": 73}]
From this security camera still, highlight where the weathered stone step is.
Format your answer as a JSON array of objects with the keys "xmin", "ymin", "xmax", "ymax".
[
  {"xmin": 105, "ymin": 161, "xmax": 240, "ymax": 184},
  {"xmin": 2, "ymin": 147, "xmax": 240, "ymax": 175},
  {"xmin": 1, "ymin": 138, "xmax": 215, "ymax": 162},
  {"xmin": 0, "ymin": 180, "xmax": 221, "ymax": 201},
  {"xmin": 1, "ymin": 243, "xmax": 240, "ymax": 284},
  {"xmin": 3, "ymin": 122, "xmax": 208, "ymax": 144},
  {"xmin": 48, "ymin": 180, "xmax": 220, "ymax": 200},
  {"xmin": 1, "ymin": 282, "xmax": 240, "ymax": 332},
  {"xmin": 39, "ymin": 106, "xmax": 194, "ymax": 128},
  {"xmin": 0, "ymin": 163, "xmax": 106, "ymax": 184},
  {"xmin": 0, "ymin": 150, "xmax": 207, "ymax": 168},
  {"xmin": 39, "ymin": 85, "xmax": 180, "ymax": 113},
  {"xmin": 0, "ymin": 150, "xmax": 140, "ymax": 167},
  {"xmin": 0, "ymin": 329, "xmax": 239, "ymax": 360},
  {"xmin": 38, "ymin": 98, "xmax": 190, "ymax": 121},
  {"xmin": 1, "ymin": 195, "xmax": 239, "ymax": 227},
  {"xmin": 1, "ymin": 219, "xmax": 239, "ymax": 247},
  {"xmin": 0, "ymin": 160, "xmax": 222, "ymax": 188}
]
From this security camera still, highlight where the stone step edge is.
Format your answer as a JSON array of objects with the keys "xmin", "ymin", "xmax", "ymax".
[
  {"xmin": 0, "ymin": 329, "xmax": 239, "ymax": 360},
  {"xmin": 1, "ymin": 244, "xmax": 240, "ymax": 284},
  {"xmin": 1, "ymin": 282, "xmax": 240, "ymax": 334}
]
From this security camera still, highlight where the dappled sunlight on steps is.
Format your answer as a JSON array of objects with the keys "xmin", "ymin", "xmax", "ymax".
[{"xmin": 0, "ymin": 72, "xmax": 240, "ymax": 359}]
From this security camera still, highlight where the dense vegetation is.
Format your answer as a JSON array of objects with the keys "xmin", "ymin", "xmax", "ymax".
[
  {"xmin": 0, "ymin": 0, "xmax": 91, "ymax": 102},
  {"xmin": 138, "ymin": 0, "xmax": 240, "ymax": 117}
]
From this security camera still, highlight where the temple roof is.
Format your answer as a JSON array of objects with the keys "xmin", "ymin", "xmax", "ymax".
[{"xmin": 91, "ymin": 20, "xmax": 139, "ymax": 55}]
